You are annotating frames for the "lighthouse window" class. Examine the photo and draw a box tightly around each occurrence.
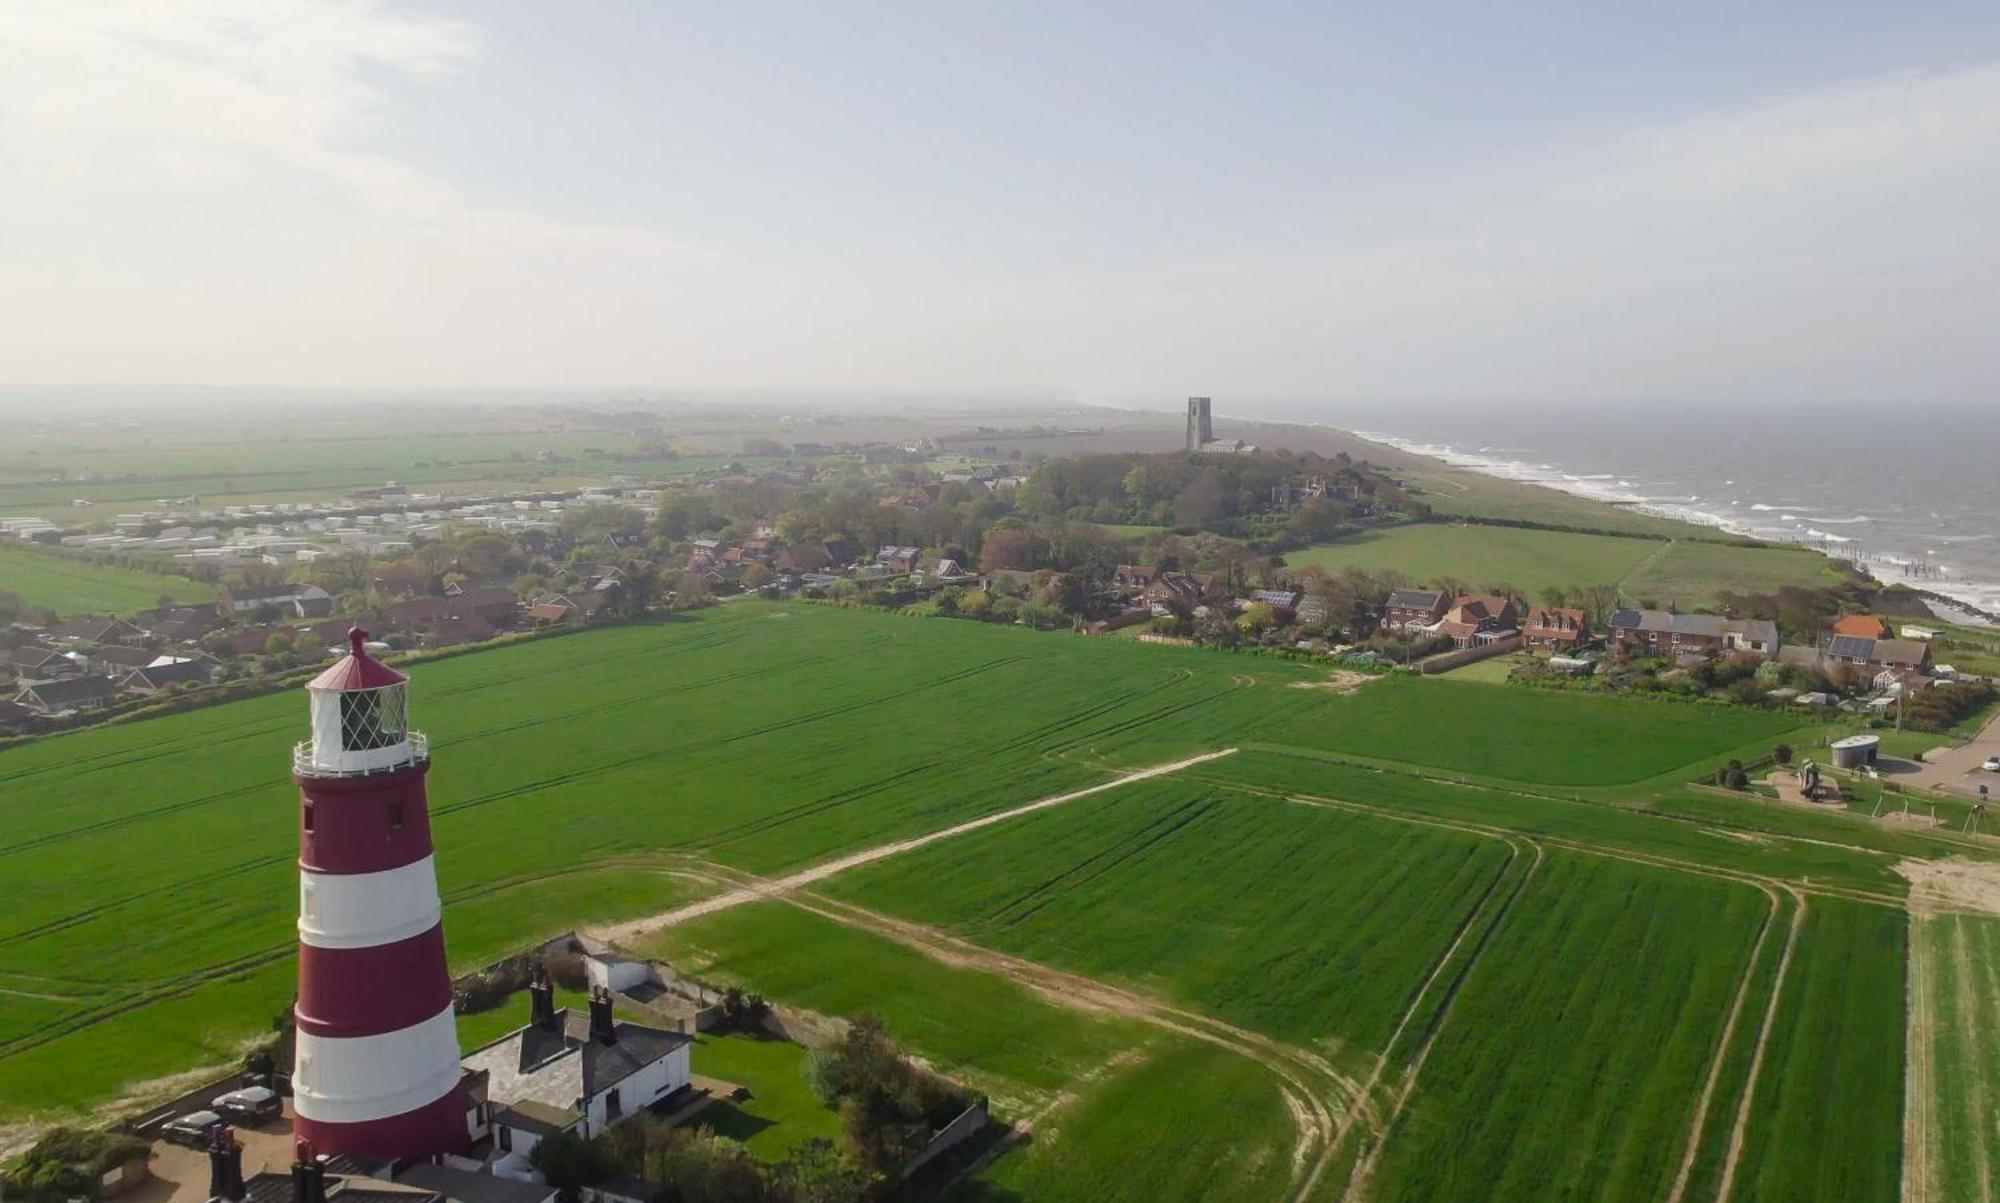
[338,686,405,752]
[302,803,316,832]
[388,801,405,829]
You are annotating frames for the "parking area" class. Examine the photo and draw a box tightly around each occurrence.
[1905,709,2000,798]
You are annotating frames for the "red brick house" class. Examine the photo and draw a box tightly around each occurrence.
[1523,606,1589,652]
[1381,589,1449,632]
[1436,595,1519,649]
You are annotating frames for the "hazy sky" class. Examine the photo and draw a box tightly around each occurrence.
[4,1,2000,406]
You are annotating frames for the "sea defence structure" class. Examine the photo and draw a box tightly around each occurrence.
[291,629,471,1159]
[1185,396,1213,451]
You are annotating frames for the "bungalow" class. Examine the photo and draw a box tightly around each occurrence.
[526,601,572,626]
[1436,595,1519,649]
[1381,589,1449,632]
[1523,606,1589,652]
[460,973,692,1178]
[121,659,218,694]
[218,583,333,618]
[15,674,116,714]
[48,617,148,647]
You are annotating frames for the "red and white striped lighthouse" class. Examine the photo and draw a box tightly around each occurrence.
[291,629,469,1160]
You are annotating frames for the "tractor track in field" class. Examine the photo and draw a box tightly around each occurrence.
[1903,905,1937,1203]
[1665,883,1783,1203]
[1336,835,1543,1203]
[1714,886,1807,1203]
[594,749,1240,945]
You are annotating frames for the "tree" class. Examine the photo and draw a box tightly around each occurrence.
[1773,743,1794,765]
[742,562,776,590]
[776,1139,870,1203]
[1238,601,1275,636]
[527,1131,621,1203]
[978,526,1037,572]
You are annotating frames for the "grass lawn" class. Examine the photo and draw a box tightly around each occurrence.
[1385,463,1705,538]
[0,545,213,615]
[688,1033,843,1161]
[1286,523,1845,608]
[1434,652,1526,683]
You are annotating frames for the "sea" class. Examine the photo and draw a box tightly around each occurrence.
[1302,400,2000,624]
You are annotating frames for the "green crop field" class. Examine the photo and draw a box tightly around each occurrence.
[0,601,1987,1198]
[1287,523,1844,607]
[0,545,214,615]
[1286,524,1660,595]
[826,781,1509,1057]
[1913,910,2000,1201]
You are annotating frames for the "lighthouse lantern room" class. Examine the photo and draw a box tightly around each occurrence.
[291,629,471,1160]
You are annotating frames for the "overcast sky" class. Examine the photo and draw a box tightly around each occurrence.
[4,1,1999,409]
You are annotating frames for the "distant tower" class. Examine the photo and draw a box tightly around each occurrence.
[1185,397,1213,451]
[291,629,469,1159]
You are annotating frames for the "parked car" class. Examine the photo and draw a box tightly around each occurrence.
[214,1086,281,1123]
[1981,756,2000,772]
[161,1110,224,1147]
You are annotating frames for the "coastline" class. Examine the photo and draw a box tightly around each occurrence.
[1320,423,1999,626]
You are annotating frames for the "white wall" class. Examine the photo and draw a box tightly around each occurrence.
[582,1046,690,1135]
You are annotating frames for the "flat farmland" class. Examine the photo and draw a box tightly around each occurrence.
[824,781,1512,1056]
[1238,673,1803,787]
[0,600,1980,1200]
[1911,910,2000,1202]
[0,545,213,614]
[1365,853,1769,1202]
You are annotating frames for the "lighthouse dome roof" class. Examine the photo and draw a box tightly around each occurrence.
[306,628,408,692]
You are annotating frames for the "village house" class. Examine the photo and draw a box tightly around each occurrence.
[1142,571,1217,611]
[1523,606,1590,652]
[876,545,921,574]
[1381,588,1450,632]
[1828,634,1932,675]
[1831,614,1893,640]
[1110,564,1160,597]
[1436,595,1519,649]
[1608,611,1781,660]
[1244,589,1304,622]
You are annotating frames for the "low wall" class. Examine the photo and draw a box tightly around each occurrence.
[1418,634,1524,675]
[901,1100,991,1180]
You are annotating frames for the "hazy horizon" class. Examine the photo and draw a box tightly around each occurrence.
[5,2,1999,406]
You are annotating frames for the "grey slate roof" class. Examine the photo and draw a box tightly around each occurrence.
[1670,614,1726,638]
[462,1008,691,1114]
[1829,634,1876,659]
[1387,589,1444,610]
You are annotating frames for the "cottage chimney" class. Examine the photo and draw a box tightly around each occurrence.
[291,1140,327,1203]
[528,965,556,1029]
[588,986,616,1045]
[207,1126,245,1203]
